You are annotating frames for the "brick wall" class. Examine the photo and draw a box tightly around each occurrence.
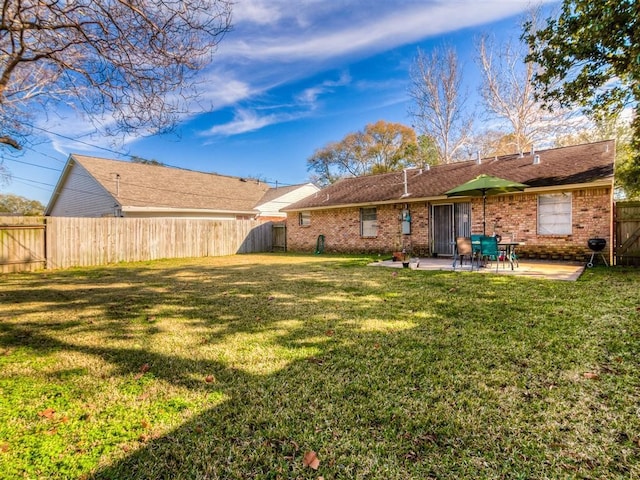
[287,186,612,261]
[287,204,430,254]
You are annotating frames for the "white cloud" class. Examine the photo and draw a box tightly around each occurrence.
[206,109,292,136]
[194,73,253,108]
[222,1,556,63]
[232,0,284,26]
[295,71,351,105]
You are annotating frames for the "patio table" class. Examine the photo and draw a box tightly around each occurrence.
[498,241,523,270]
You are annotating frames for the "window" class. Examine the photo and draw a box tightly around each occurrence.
[360,207,378,237]
[299,211,311,226]
[538,193,572,235]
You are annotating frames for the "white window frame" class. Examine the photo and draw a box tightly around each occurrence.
[298,211,311,226]
[538,193,572,235]
[360,207,378,237]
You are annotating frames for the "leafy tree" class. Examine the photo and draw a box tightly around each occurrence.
[523,1,639,180]
[556,113,637,199]
[0,0,232,151]
[307,121,420,186]
[0,194,44,215]
[408,46,473,164]
[416,135,439,167]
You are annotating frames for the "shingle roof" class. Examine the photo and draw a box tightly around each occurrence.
[71,154,271,212]
[284,140,615,210]
[255,183,309,205]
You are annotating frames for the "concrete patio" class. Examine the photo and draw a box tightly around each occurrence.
[369,256,588,281]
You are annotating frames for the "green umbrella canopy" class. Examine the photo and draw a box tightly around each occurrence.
[445,174,528,234]
[445,174,528,197]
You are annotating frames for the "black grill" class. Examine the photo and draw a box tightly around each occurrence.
[587,238,608,267]
[588,238,606,252]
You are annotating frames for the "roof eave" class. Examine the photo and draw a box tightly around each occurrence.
[284,178,614,212]
[120,206,258,215]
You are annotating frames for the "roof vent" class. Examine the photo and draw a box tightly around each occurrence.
[476,152,482,165]
[401,169,410,197]
[533,155,541,165]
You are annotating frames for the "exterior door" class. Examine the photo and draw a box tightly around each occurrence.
[431,202,471,256]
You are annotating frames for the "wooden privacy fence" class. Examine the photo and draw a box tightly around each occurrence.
[1,216,274,272]
[0,216,46,273]
[615,201,640,266]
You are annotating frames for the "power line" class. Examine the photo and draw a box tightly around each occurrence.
[25,123,133,159]
[14,124,302,191]
[4,157,63,172]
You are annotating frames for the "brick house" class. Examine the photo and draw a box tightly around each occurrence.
[284,140,615,262]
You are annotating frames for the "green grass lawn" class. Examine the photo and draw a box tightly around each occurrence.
[1,253,639,479]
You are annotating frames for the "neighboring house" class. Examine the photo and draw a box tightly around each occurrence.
[284,140,615,261]
[254,183,321,222]
[46,154,318,220]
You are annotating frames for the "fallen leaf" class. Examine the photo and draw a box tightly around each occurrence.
[194,426,204,434]
[138,434,150,442]
[205,375,215,383]
[303,451,320,470]
[141,419,151,429]
[325,330,334,337]
[583,372,600,380]
[60,416,69,424]
[45,428,57,435]
[291,440,299,451]
[0,443,9,453]
[448,287,457,293]
[140,363,150,373]
[38,408,55,419]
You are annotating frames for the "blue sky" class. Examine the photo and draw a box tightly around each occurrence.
[2,0,557,205]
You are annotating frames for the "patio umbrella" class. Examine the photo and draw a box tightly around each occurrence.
[445,174,528,235]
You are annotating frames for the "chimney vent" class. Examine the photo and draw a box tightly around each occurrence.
[476,152,482,164]
[533,155,541,165]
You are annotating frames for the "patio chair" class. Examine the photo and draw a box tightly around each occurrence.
[470,234,483,269]
[453,236,474,271]
[479,235,503,272]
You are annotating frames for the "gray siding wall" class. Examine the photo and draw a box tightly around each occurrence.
[49,164,117,217]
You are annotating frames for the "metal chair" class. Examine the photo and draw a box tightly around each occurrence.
[470,234,483,269]
[479,235,502,272]
[453,236,474,270]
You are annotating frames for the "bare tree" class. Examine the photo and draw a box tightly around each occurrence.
[408,46,472,164]
[0,0,233,151]
[475,12,571,155]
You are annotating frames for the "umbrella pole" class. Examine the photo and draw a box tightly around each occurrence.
[483,194,486,235]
